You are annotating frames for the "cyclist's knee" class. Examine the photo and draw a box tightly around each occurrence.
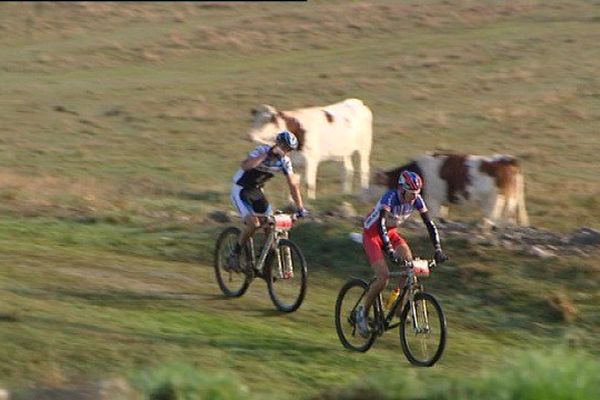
[395,242,412,259]
[376,270,390,281]
[372,259,390,278]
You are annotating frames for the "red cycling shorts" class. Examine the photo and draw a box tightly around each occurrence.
[362,226,407,265]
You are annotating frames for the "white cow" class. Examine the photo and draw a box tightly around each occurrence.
[374,152,530,229]
[247,98,373,199]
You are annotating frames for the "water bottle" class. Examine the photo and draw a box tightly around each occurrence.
[385,287,401,310]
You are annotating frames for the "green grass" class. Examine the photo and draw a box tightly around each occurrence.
[319,348,600,400]
[131,363,250,400]
[0,216,598,398]
[0,1,599,398]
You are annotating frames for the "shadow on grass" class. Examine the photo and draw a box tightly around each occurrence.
[24,314,214,348]
[203,293,241,301]
[7,287,202,311]
[206,336,330,355]
[160,189,225,203]
[22,314,330,355]
[248,309,290,317]
[0,312,20,322]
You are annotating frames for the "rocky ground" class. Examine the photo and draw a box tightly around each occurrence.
[208,201,600,260]
[436,222,600,260]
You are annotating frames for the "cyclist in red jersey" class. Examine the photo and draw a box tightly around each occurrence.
[357,171,447,337]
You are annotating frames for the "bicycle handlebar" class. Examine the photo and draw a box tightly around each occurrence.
[393,258,438,269]
[259,210,300,231]
[387,257,441,278]
[272,211,299,221]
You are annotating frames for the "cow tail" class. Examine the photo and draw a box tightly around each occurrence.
[516,172,529,226]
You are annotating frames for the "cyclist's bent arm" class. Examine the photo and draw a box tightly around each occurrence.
[286,173,304,210]
[378,207,395,258]
[419,211,442,250]
[241,151,269,171]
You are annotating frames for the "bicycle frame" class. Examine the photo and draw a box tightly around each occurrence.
[246,214,293,276]
[364,261,435,336]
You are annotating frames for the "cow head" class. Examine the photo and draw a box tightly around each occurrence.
[248,104,282,146]
[248,105,306,151]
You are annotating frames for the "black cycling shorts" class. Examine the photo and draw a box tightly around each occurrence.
[230,185,272,217]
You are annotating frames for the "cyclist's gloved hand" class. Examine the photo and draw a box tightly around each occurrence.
[296,208,308,219]
[268,146,284,158]
[434,248,448,264]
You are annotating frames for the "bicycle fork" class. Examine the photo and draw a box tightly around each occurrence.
[275,246,293,278]
[409,295,430,334]
[271,231,293,280]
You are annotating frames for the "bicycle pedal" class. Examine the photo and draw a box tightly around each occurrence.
[224,265,242,274]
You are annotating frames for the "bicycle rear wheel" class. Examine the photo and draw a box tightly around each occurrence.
[334,279,377,352]
[214,227,251,297]
[266,239,307,313]
[399,292,446,366]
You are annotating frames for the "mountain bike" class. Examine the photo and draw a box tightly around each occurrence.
[214,211,307,313]
[335,257,447,366]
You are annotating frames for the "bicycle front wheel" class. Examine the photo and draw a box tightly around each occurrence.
[214,227,251,298]
[266,239,307,313]
[399,292,446,367]
[334,278,377,352]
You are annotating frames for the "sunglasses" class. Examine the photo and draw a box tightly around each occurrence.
[399,188,420,197]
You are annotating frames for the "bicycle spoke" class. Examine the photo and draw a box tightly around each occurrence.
[400,292,446,366]
[335,279,377,352]
[267,239,307,313]
[214,227,250,297]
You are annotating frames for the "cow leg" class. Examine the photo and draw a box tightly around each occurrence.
[358,149,370,193]
[516,173,530,226]
[305,161,318,200]
[504,195,518,225]
[483,194,505,231]
[341,156,354,194]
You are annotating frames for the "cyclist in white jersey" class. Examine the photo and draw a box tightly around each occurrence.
[227,131,307,270]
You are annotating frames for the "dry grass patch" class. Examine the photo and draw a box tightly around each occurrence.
[0,172,122,214]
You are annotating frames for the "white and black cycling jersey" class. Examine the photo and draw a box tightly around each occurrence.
[232,145,294,188]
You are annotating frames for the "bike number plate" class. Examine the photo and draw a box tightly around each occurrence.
[274,214,293,231]
[412,259,430,277]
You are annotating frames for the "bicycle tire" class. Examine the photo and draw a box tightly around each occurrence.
[334,278,377,352]
[265,239,307,313]
[214,227,251,298]
[399,291,446,366]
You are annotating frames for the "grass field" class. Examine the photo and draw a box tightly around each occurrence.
[0,1,599,398]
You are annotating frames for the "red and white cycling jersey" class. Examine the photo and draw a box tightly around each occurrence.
[363,189,427,233]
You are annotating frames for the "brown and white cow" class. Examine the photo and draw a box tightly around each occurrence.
[248,98,373,199]
[374,152,529,228]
